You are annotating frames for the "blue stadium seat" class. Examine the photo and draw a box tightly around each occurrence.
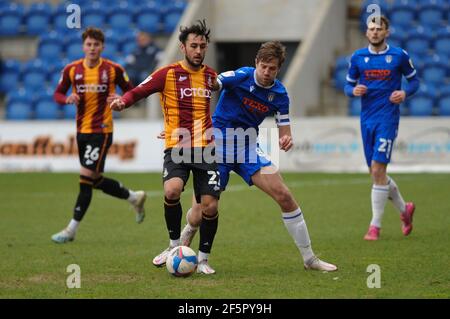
[349,98,361,116]
[388,33,404,48]
[389,2,416,28]
[333,67,348,91]
[422,56,448,86]
[434,26,450,56]
[6,103,33,120]
[405,28,432,55]
[24,2,52,35]
[35,98,61,120]
[107,2,134,31]
[437,94,450,116]
[135,3,161,34]
[52,4,71,33]
[5,89,34,120]
[62,104,77,119]
[65,32,84,61]
[120,33,137,55]
[82,2,106,27]
[102,37,120,60]
[38,32,64,63]
[0,3,25,35]
[0,59,21,93]
[439,84,450,97]
[21,59,48,92]
[418,0,447,29]
[162,11,183,34]
[408,92,434,116]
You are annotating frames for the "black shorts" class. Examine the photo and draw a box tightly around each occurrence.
[77,133,112,173]
[163,147,221,203]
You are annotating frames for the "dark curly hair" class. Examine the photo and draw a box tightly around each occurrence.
[178,19,210,44]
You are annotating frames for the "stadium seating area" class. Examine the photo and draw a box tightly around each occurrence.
[334,0,450,116]
[0,0,188,120]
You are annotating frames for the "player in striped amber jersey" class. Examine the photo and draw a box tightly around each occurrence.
[111,20,220,274]
[51,27,147,244]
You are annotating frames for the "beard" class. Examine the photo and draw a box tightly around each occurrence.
[185,55,204,68]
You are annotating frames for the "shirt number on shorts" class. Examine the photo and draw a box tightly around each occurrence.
[84,145,100,165]
[378,138,392,159]
[207,170,220,187]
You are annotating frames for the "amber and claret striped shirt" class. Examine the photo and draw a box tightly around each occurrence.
[122,61,217,149]
[54,58,133,134]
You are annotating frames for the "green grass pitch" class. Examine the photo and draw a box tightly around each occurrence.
[0,172,449,298]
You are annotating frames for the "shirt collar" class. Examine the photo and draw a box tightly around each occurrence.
[368,44,390,55]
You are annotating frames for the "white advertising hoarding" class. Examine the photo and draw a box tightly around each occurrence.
[0,118,449,172]
[260,118,450,173]
[0,121,164,172]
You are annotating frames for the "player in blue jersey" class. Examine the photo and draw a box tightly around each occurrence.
[158,41,337,272]
[344,16,420,241]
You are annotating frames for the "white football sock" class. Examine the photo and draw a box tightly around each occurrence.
[370,184,390,227]
[127,190,137,203]
[282,208,314,262]
[170,239,180,248]
[67,219,79,233]
[198,251,209,262]
[387,176,406,213]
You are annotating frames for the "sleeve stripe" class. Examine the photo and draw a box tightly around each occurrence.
[346,75,357,83]
[405,69,417,79]
[277,114,290,120]
[277,122,291,127]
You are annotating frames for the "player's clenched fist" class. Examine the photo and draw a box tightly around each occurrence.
[110,98,125,111]
[353,84,367,97]
[65,93,80,105]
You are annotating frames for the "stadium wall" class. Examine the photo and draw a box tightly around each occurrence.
[284,0,347,116]
[1,118,449,173]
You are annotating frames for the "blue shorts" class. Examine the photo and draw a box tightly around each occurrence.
[361,121,398,167]
[217,145,272,190]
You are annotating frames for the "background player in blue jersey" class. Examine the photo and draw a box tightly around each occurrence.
[344,16,420,241]
[164,41,337,272]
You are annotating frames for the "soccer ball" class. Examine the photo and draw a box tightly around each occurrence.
[166,246,198,277]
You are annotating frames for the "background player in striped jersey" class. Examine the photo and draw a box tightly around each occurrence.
[344,16,419,240]
[51,27,147,244]
[110,20,220,274]
[174,41,337,272]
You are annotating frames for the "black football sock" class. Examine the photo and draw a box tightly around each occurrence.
[93,176,130,199]
[73,175,93,222]
[199,211,218,254]
[164,197,182,240]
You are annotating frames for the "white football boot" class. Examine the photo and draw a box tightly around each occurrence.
[51,228,75,244]
[130,191,146,224]
[304,256,338,272]
[152,246,174,267]
[197,260,216,274]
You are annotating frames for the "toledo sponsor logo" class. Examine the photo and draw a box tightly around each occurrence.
[76,84,108,93]
[0,135,136,160]
[180,87,212,99]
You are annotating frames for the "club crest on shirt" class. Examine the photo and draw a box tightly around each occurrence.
[364,57,370,63]
[250,85,255,93]
[385,55,392,63]
[268,93,275,102]
[101,70,108,83]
